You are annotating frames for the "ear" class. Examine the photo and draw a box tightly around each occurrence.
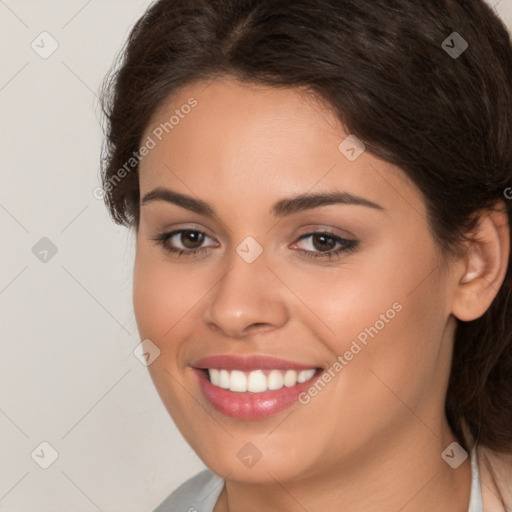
[451,202,510,322]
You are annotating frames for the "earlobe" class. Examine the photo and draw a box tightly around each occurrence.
[451,204,510,322]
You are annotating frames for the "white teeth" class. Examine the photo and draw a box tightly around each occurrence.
[209,368,220,386]
[229,370,247,392]
[206,368,317,393]
[267,370,284,390]
[283,370,297,387]
[219,369,230,389]
[247,370,267,393]
[297,369,316,383]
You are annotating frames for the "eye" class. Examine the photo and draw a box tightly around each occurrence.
[291,231,358,261]
[151,229,217,257]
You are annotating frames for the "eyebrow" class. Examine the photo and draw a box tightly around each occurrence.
[140,187,384,217]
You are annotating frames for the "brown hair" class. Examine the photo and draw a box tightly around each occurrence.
[100,0,512,465]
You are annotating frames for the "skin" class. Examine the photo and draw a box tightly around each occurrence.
[132,77,509,511]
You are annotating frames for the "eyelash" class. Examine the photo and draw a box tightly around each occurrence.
[151,229,358,261]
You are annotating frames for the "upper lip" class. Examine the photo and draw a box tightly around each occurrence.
[192,355,322,371]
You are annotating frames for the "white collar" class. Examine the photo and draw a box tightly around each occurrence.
[468,446,483,512]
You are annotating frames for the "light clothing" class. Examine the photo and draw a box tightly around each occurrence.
[468,446,483,512]
[154,468,223,512]
[154,447,483,511]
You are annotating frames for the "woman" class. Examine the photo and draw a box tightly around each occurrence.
[99,0,512,510]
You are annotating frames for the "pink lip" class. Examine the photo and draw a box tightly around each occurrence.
[191,355,322,420]
[192,354,319,372]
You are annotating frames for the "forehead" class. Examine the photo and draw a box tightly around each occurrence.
[138,77,424,217]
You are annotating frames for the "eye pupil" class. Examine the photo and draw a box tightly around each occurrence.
[313,234,336,251]
[181,230,204,249]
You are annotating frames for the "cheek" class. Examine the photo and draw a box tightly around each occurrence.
[284,233,446,373]
[132,244,202,426]
[132,245,191,350]
[274,243,407,338]
[283,250,448,455]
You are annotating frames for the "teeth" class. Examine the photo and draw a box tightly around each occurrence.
[267,370,284,390]
[229,370,247,392]
[298,369,316,383]
[283,369,297,387]
[207,368,317,393]
[247,370,267,393]
[209,369,220,386]
[219,369,230,389]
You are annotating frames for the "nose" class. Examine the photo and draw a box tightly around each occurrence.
[201,249,289,339]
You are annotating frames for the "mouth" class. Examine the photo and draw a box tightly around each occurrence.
[191,355,324,419]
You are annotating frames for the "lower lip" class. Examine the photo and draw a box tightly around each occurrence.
[194,369,321,419]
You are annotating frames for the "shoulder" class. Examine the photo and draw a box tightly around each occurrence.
[153,469,225,512]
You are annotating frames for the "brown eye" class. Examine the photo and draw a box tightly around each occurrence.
[310,233,337,252]
[292,231,358,261]
[180,230,205,249]
[152,229,217,257]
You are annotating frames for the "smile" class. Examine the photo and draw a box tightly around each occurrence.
[192,355,323,419]
[206,368,317,393]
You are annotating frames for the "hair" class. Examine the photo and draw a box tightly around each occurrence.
[100,0,512,492]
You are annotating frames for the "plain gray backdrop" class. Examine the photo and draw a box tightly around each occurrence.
[1,1,511,511]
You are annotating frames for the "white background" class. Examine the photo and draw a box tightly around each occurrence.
[1,1,511,511]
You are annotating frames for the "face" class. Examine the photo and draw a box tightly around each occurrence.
[133,77,460,484]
